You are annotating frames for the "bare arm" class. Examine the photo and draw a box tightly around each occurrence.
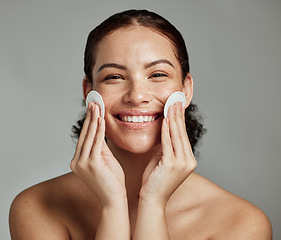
[134,102,197,240]
[70,103,130,240]
[134,200,169,240]
[96,201,130,240]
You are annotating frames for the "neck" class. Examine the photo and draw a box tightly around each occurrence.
[107,140,160,206]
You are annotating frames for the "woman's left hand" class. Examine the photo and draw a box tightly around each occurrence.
[140,102,197,207]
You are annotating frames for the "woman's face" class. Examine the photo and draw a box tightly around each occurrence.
[87,26,193,154]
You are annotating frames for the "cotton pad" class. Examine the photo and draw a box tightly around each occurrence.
[164,91,186,118]
[85,90,105,118]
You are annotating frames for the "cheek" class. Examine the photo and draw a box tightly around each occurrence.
[155,83,184,105]
[95,87,118,112]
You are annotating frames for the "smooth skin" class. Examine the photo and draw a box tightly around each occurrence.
[9,26,272,239]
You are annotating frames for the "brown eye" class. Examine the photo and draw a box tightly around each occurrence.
[104,75,124,81]
[151,73,167,78]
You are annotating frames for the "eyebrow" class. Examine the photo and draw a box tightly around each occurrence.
[145,59,175,69]
[97,59,175,73]
[97,63,127,72]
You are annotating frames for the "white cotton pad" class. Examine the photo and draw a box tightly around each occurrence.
[85,90,105,118]
[164,91,186,118]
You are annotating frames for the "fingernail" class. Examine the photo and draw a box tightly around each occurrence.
[92,103,96,113]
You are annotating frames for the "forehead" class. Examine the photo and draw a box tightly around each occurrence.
[94,26,178,65]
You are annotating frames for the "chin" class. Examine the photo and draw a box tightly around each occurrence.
[124,142,159,155]
[107,133,160,155]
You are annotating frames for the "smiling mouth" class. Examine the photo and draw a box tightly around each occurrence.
[115,114,162,123]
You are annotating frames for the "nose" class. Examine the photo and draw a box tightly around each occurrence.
[122,79,152,105]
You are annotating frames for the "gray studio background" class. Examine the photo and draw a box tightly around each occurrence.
[1,0,280,239]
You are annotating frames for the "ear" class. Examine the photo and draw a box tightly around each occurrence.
[82,76,93,101]
[182,73,193,109]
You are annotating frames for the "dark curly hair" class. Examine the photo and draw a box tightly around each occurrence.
[72,9,206,155]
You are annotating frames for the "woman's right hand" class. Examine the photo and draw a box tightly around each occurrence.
[70,102,127,207]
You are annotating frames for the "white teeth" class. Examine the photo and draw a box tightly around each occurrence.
[121,116,156,123]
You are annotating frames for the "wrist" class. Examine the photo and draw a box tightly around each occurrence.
[97,196,130,240]
[139,190,168,210]
[101,195,128,209]
[138,196,167,213]
[134,197,169,239]
[101,198,129,222]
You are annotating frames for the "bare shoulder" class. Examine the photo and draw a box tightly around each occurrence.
[169,173,272,240]
[195,173,272,239]
[9,174,72,239]
[217,198,273,240]
[9,173,99,240]
[207,186,272,240]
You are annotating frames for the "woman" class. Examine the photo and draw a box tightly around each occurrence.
[9,9,272,239]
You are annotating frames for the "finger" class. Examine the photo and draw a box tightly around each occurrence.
[161,118,173,158]
[79,104,100,160]
[175,102,185,130]
[168,103,185,158]
[174,103,196,169]
[72,102,93,163]
[90,117,105,161]
[176,103,194,159]
[174,102,190,154]
[102,138,110,152]
[168,103,197,172]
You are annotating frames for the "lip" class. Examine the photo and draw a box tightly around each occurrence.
[113,109,163,129]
